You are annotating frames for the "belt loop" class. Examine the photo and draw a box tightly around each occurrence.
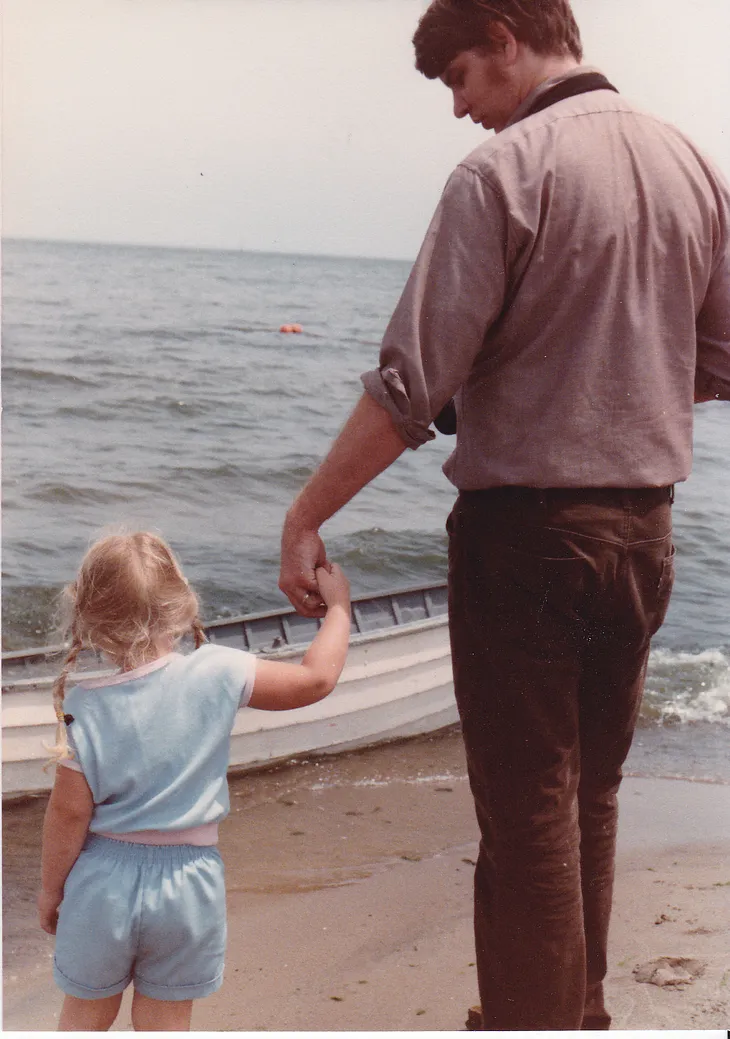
[668,485,675,504]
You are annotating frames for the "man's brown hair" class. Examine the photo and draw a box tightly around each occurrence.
[413,0,583,79]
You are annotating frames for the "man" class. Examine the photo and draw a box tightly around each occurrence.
[279,0,730,1029]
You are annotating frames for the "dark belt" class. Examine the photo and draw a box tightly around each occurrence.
[459,485,674,506]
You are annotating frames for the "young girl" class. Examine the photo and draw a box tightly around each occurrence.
[38,531,350,1032]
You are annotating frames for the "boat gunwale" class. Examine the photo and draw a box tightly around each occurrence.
[2,584,450,694]
[2,580,448,666]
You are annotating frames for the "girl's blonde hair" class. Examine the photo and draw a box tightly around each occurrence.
[51,532,207,761]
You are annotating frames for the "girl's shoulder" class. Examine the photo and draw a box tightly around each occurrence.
[178,643,257,706]
[180,642,257,680]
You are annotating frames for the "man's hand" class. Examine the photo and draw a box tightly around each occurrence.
[280,516,329,616]
[278,393,407,617]
[38,889,62,935]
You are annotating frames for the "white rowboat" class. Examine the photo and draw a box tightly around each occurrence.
[2,584,455,798]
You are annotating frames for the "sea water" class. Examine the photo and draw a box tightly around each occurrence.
[3,238,729,778]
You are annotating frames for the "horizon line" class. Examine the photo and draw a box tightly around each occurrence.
[2,234,416,266]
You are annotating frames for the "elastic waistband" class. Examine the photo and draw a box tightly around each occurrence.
[97,821,218,847]
[84,833,219,866]
[459,485,674,507]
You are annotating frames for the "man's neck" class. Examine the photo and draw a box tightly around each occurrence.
[520,55,581,106]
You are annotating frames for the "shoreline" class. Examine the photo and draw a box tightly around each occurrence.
[3,728,729,1032]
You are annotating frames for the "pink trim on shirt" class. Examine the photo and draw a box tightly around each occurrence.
[96,822,219,846]
[76,653,178,689]
[59,757,83,772]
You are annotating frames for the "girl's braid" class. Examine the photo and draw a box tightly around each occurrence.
[49,638,84,762]
[191,618,208,649]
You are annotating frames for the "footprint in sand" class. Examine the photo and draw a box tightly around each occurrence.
[633,957,707,988]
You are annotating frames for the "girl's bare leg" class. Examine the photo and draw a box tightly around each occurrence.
[131,991,193,1031]
[58,992,123,1031]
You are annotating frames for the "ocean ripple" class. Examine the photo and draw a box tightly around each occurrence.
[27,483,134,506]
[3,365,99,388]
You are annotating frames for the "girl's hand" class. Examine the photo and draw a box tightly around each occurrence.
[315,564,350,610]
[38,889,62,934]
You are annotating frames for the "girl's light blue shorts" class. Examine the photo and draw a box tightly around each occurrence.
[53,834,226,1002]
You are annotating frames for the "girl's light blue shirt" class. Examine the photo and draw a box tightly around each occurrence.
[63,644,256,834]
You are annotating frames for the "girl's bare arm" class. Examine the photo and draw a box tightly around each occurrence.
[249,564,351,711]
[38,765,94,934]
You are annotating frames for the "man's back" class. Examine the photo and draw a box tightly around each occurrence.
[368,81,730,489]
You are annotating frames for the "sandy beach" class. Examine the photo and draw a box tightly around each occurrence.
[3,725,729,1032]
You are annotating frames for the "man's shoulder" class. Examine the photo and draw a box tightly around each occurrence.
[454,91,727,201]
[455,137,501,179]
[456,90,637,176]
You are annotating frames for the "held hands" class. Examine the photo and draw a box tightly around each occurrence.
[280,514,329,617]
[279,510,349,616]
[315,563,350,611]
[38,889,62,934]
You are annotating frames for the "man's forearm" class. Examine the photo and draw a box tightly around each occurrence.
[287,391,407,531]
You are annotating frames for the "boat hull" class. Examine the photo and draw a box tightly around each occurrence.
[2,614,456,797]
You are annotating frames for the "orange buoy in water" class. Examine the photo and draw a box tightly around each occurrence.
[290,323,302,333]
[279,324,293,333]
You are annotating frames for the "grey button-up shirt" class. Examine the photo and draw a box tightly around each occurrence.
[362,69,730,489]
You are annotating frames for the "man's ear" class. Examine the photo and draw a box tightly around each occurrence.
[487,20,519,65]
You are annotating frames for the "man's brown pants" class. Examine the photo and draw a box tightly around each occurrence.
[447,486,675,1030]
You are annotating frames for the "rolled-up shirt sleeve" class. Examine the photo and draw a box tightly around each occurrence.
[361,163,508,448]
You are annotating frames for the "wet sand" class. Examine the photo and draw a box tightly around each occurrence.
[3,725,729,1031]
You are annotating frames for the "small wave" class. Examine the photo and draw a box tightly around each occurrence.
[113,396,211,419]
[257,462,317,491]
[27,484,131,506]
[245,386,304,400]
[220,323,281,335]
[161,399,206,415]
[3,366,98,388]
[332,529,448,578]
[653,675,730,726]
[124,324,278,344]
[124,327,211,343]
[55,405,114,421]
[167,462,245,484]
[191,458,321,494]
[644,646,730,727]
[650,648,728,667]
[310,772,466,791]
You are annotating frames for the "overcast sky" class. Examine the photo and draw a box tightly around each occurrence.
[3,0,729,259]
